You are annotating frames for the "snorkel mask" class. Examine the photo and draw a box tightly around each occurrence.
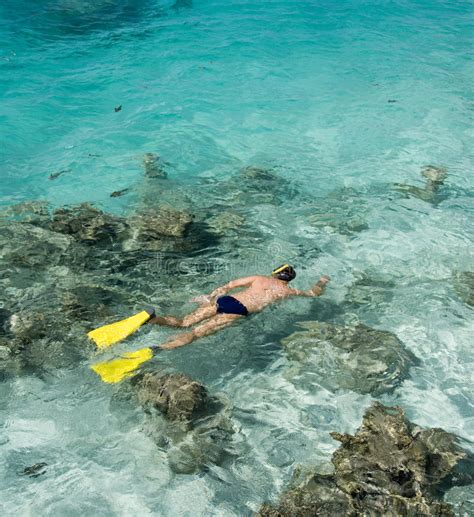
[271,264,296,282]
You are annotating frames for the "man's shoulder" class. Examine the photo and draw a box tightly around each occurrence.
[248,275,272,285]
[256,275,274,281]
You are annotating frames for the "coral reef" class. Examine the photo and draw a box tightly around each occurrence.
[303,187,370,237]
[343,273,397,323]
[452,271,474,308]
[143,152,168,179]
[136,372,209,425]
[129,372,238,474]
[49,203,127,245]
[208,166,299,207]
[133,207,193,238]
[281,321,417,395]
[258,403,470,517]
[345,274,396,308]
[394,165,448,204]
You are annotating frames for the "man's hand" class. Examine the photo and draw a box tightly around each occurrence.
[310,275,330,296]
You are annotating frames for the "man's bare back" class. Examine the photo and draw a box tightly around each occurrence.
[149,265,329,350]
[209,274,327,313]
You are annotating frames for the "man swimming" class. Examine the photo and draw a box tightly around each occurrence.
[148,264,330,350]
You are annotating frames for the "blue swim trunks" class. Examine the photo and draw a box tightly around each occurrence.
[216,296,248,316]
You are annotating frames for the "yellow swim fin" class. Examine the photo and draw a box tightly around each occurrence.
[91,347,155,383]
[87,307,155,350]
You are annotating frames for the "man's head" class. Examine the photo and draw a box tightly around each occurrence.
[271,264,296,282]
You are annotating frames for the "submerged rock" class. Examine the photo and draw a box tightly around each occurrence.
[136,372,208,425]
[305,187,370,236]
[207,210,245,234]
[5,308,81,371]
[345,274,396,308]
[22,462,47,478]
[0,200,50,225]
[124,207,193,251]
[394,165,448,204]
[143,152,168,179]
[50,203,127,245]
[0,340,13,360]
[0,218,101,374]
[0,198,201,378]
[0,308,12,335]
[281,321,417,395]
[131,372,237,474]
[240,166,278,182]
[239,166,299,202]
[213,166,299,206]
[136,207,193,239]
[0,271,136,375]
[421,164,448,185]
[343,274,396,323]
[0,220,77,270]
[452,271,474,308]
[9,312,49,343]
[258,402,470,517]
[60,284,127,321]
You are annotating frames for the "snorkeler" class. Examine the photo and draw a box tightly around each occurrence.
[88,265,329,383]
[147,264,330,350]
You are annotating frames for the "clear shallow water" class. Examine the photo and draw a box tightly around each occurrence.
[1,0,473,515]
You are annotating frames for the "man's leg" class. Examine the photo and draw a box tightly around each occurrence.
[159,314,240,350]
[149,304,217,328]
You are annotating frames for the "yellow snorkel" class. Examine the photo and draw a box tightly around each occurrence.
[272,263,291,276]
[271,264,296,282]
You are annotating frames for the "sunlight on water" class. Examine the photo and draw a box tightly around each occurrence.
[1,0,473,514]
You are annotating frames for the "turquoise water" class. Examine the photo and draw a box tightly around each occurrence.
[1,0,473,514]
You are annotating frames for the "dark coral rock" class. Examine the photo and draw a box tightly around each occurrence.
[6,309,79,371]
[131,372,238,474]
[0,308,12,335]
[9,312,49,343]
[0,200,50,225]
[453,271,474,308]
[138,207,193,239]
[239,166,299,203]
[0,221,76,269]
[421,165,447,185]
[212,166,298,206]
[257,403,469,517]
[282,322,418,395]
[305,187,370,236]
[207,210,245,235]
[345,274,396,308]
[60,284,126,321]
[240,166,278,182]
[125,207,193,251]
[143,153,168,179]
[393,165,448,205]
[50,203,127,245]
[22,462,47,478]
[136,372,208,424]
[258,472,353,517]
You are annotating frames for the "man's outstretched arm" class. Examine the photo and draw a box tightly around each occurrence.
[293,275,330,297]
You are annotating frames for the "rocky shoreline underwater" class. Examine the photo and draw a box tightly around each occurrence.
[1,154,473,515]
